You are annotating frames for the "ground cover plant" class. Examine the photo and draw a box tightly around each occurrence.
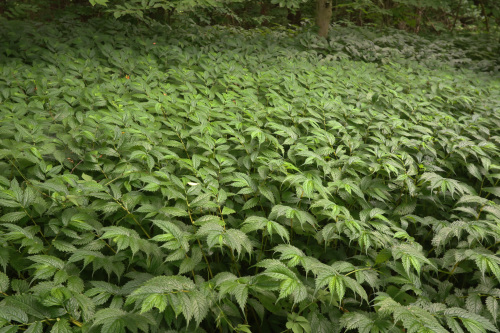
[0,17,500,333]
[3,0,500,37]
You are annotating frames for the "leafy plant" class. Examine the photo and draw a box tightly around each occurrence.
[0,17,499,333]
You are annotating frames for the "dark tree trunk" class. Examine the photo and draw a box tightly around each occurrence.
[415,7,424,33]
[164,8,175,25]
[317,0,333,37]
[260,1,270,16]
[451,0,462,31]
[478,0,490,32]
[260,1,271,26]
[287,9,302,25]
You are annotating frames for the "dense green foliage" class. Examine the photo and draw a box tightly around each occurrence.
[1,0,499,33]
[0,17,500,333]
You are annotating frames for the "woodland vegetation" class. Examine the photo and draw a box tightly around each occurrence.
[0,1,500,333]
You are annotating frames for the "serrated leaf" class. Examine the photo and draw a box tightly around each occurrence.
[375,249,392,264]
[486,296,498,322]
[0,305,28,323]
[0,272,9,292]
[25,322,43,333]
[51,240,77,253]
[0,211,27,222]
[259,185,275,204]
[221,206,236,215]
[466,293,483,314]
[242,197,259,210]
[160,207,189,217]
[50,319,72,333]
[0,199,21,208]
[483,187,500,198]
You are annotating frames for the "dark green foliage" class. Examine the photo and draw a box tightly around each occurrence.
[0,18,499,333]
[1,0,499,33]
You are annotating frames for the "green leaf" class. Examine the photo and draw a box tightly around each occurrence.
[160,207,189,217]
[375,249,392,264]
[242,197,259,210]
[0,326,19,333]
[51,240,77,253]
[50,319,71,333]
[0,306,28,323]
[0,272,9,293]
[93,308,126,331]
[140,294,168,313]
[0,211,27,222]
[259,185,275,204]
[89,0,109,6]
[483,187,500,198]
[485,297,498,322]
[444,308,499,333]
[221,206,236,215]
[0,199,21,208]
[25,322,43,333]
[28,255,65,270]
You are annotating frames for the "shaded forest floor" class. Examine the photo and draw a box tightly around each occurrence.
[0,18,500,333]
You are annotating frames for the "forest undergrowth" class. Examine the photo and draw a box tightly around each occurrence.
[0,18,500,333]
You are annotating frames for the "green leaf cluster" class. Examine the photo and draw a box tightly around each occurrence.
[0,18,499,333]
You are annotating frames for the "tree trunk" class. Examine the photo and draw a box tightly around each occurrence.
[415,7,423,33]
[164,8,175,25]
[478,0,490,32]
[317,0,333,37]
[450,0,462,31]
[287,9,302,26]
[260,1,271,26]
